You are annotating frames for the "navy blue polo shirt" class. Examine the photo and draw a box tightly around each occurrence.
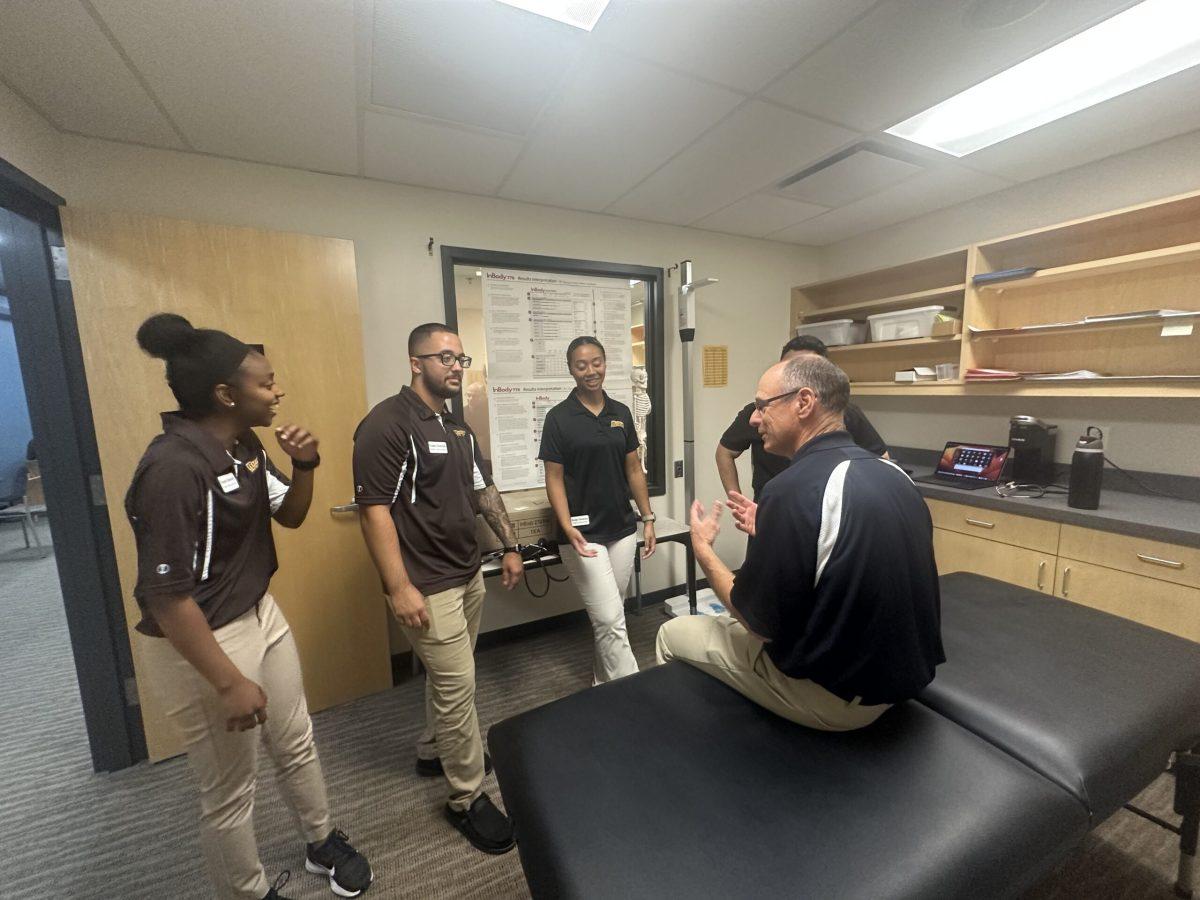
[731,430,944,705]
[538,390,639,544]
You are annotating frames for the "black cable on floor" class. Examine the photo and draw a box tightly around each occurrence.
[1123,802,1182,835]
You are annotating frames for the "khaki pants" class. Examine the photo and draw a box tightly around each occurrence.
[139,594,331,900]
[561,533,639,684]
[655,614,889,731]
[401,569,487,812]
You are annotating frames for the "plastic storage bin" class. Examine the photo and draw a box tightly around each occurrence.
[795,319,868,347]
[866,305,945,342]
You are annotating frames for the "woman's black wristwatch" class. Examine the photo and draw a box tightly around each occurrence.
[292,453,321,471]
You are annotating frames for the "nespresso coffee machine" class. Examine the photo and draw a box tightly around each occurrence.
[1008,416,1057,486]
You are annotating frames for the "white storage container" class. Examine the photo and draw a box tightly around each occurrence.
[867,305,945,342]
[795,318,868,347]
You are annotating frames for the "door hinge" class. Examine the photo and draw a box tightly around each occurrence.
[124,676,140,707]
[50,245,70,281]
[89,473,107,506]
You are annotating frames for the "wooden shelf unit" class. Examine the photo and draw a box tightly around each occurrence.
[827,335,961,354]
[793,188,1200,397]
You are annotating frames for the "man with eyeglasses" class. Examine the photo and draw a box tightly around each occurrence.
[716,335,888,515]
[657,355,943,731]
[352,322,523,855]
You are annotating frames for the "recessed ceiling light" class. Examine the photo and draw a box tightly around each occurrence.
[494,0,611,31]
[886,0,1200,157]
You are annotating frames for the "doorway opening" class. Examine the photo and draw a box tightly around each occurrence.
[0,158,144,773]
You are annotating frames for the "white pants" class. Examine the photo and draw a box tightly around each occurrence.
[562,533,640,683]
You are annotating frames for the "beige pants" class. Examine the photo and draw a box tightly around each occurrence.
[402,569,487,812]
[656,614,889,731]
[139,594,331,900]
[561,533,639,684]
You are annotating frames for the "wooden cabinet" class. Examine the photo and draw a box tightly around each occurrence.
[1058,524,1200,591]
[794,188,1200,397]
[927,498,1059,553]
[1053,560,1200,644]
[933,527,1054,593]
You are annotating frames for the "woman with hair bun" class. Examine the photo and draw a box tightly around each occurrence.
[125,314,372,900]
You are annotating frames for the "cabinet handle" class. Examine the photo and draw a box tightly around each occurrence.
[330,502,359,514]
[965,517,995,529]
[1136,553,1184,570]
[1062,566,1071,597]
[1037,560,1046,590]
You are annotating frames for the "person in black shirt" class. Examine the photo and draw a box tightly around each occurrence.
[716,335,887,501]
[126,314,371,900]
[540,336,656,683]
[658,355,943,730]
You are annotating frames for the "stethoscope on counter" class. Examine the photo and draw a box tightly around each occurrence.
[482,539,569,598]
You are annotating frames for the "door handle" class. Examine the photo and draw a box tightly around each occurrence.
[330,502,359,514]
[1062,566,1071,597]
[1136,553,1184,570]
[965,517,995,529]
[1037,560,1046,590]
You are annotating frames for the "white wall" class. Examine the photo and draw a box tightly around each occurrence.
[822,129,1200,476]
[0,81,62,193]
[49,131,818,631]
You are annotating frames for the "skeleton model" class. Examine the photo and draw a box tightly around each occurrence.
[631,366,651,473]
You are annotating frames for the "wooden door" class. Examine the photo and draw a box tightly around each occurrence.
[1054,559,1200,643]
[62,209,391,760]
[933,527,1054,593]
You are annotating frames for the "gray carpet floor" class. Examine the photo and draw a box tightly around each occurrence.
[0,515,1185,899]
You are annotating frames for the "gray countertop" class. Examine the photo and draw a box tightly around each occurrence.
[909,466,1200,549]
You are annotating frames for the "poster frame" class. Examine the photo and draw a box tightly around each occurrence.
[441,245,666,497]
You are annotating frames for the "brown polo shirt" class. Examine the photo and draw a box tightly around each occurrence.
[352,386,492,595]
[125,412,291,636]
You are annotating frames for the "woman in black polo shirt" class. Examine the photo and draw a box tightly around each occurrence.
[539,336,656,683]
[126,314,371,900]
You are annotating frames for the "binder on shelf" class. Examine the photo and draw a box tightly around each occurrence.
[972,266,1040,286]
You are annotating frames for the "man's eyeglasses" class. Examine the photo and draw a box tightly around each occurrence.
[415,352,473,369]
[752,388,800,412]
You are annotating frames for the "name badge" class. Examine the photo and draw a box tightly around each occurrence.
[428,441,448,454]
[218,473,240,493]
[570,514,590,527]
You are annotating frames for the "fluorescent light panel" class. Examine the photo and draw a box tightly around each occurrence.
[494,0,610,31]
[886,0,1200,156]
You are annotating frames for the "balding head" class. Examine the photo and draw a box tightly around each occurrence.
[750,355,850,458]
[779,355,849,414]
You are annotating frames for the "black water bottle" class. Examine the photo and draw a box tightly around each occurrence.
[1068,426,1104,510]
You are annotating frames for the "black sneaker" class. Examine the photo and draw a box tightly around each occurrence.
[416,751,493,778]
[263,870,294,900]
[444,792,516,854]
[305,828,373,897]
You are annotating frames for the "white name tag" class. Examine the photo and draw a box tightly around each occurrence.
[428,441,448,454]
[570,514,590,527]
[217,473,240,493]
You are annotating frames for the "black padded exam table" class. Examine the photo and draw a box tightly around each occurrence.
[489,573,1200,899]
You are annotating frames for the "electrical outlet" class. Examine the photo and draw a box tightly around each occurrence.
[674,460,684,478]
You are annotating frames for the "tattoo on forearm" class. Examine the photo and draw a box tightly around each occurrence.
[476,484,518,546]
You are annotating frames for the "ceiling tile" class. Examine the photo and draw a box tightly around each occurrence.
[0,0,183,147]
[768,165,1011,245]
[964,65,1200,183]
[91,0,358,173]
[591,0,876,93]
[607,101,857,225]
[763,0,1139,132]
[779,148,923,207]
[692,194,827,238]
[370,0,583,136]
[363,111,523,194]
[499,48,742,212]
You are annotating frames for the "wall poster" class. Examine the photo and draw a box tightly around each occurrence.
[482,267,633,490]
